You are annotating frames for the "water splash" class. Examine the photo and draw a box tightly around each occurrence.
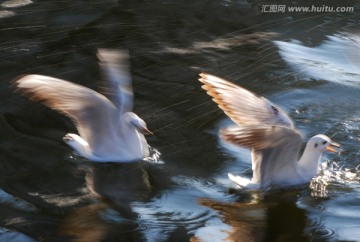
[67,146,164,164]
[143,147,164,164]
[309,160,360,198]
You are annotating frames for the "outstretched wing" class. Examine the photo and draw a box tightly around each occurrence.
[199,73,294,128]
[97,48,133,115]
[12,74,119,154]
[221,125,304,188]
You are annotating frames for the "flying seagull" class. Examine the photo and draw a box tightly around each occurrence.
[12,49,151,162]
[199,73,341,189]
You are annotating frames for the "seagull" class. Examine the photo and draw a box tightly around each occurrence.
[199,73,341,189]
[12,49,152,162]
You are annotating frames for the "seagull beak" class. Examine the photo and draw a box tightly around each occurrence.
[131,119,154,135]
[325,142,341,154]
[141,127,153,135]
[137,125,153,135]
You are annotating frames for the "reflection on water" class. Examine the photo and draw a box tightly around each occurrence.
[133,177,231,241]
[58,160,172,241]
[195,198,266,242]
[1,0,33,9]
[0,189,35,212]
[0,0,33,18]
[60,203,144,242]
[85,161,158,220]
[194,189,316,242]
[0,227,35,242]
[276,34,360,86]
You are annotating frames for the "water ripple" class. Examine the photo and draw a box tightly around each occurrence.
[1,0,32,8]
[0,189,36,212]
[132,176,231,241]
[275,34,360,87]
[312,228,335,239]
[0,227,35,242]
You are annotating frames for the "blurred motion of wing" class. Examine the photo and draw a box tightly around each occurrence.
[275,34,360,86]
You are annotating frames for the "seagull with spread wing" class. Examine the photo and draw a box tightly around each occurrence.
[199,73,341,189]
[12,49,151,162]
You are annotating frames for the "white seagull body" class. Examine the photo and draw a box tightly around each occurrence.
[199,73,340,189]
[13,49,151,162]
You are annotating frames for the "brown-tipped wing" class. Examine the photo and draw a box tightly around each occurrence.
[97,48,133,115]
[12,74,119,154]
[199,73,294,128]
[221,125,303,187]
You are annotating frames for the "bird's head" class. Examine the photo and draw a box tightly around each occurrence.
[123,112,152,134]
[308,134,341,154]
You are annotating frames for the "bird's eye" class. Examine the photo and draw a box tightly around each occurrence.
[314,143,318,148]
[322,141,327,145]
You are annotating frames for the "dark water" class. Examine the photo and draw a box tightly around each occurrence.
[1,0,360,241]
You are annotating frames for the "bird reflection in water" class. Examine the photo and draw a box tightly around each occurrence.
[59,161,166,242]
[193,190,310,242]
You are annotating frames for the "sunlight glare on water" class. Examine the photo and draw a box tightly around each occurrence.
[143,147,164,164]
[0,189,36,212]
[275,34,360,86]
[0,227,35,242]
[133,176,234,241]
[1,0,33,8]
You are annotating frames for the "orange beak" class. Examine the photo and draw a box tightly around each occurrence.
[325,142,341,154]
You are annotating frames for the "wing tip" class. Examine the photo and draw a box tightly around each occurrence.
[198,72,214,84]
[10,74,24,88]
[199,72,219,94]
[10,74,33,93]
[198,72,207,84]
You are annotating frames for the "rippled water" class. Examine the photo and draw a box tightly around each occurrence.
[1,0,360,241]
[276,34,360,86]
